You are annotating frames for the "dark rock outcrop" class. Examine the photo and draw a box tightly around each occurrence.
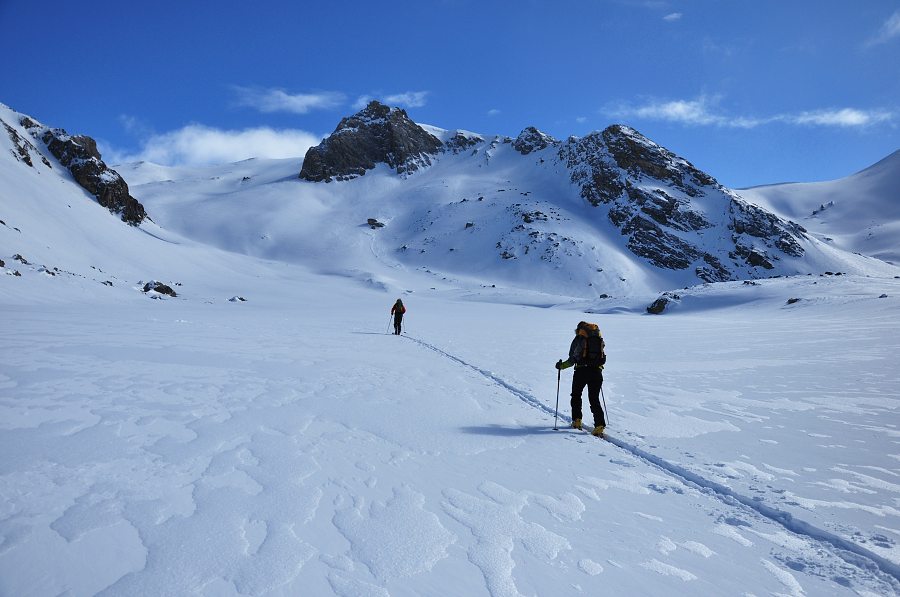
[299,101,443,182]
[446,131,483,154]
[34,126,147,225]
[647,294,680,314]
[513,127,559,155]
[15,115,146,226]
[143,281,177,297]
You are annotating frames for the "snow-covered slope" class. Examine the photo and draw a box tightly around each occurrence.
[119,104,897,303]
[3,101,900,596]
[0,103,306,306]
[740,150,900,264]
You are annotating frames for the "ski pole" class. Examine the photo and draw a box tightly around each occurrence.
[600,386,609,427]
[553,365,561,430]
[386,313,392,334]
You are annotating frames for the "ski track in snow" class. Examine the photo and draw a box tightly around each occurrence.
[401,333,900,589]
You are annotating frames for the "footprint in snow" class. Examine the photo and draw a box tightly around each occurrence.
[610,459,634,467]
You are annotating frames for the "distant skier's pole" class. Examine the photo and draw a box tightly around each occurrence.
[386,313,392,334]
[553,366,561,430]
[600,386,609,426]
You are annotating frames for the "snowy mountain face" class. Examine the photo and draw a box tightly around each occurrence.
[558,124,808,282]
[1,106,146,225]
[273,102,893,299]
[740,150,900,265]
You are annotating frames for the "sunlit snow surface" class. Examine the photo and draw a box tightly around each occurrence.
[2,104,900,595]
[2,284,899,596]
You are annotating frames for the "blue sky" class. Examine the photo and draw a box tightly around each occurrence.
[1,0,898,187]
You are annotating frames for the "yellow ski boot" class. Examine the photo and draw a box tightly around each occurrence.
[592,425,605,437]
[571,419,582,430]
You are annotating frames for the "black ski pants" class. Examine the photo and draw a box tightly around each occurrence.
[393,314,403,335]
[571,367,605,426]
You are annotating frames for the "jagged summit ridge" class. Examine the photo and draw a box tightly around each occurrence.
[299,101,443,182]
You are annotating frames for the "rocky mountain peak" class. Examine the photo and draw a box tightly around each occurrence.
[513,127,559,155]
[299,101,443,182]
[558,124,808,282]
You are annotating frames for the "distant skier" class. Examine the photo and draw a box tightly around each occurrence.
[390,299,406,335]
[556,321,607,436]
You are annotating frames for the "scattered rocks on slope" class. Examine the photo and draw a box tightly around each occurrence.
[445,131,483,154]
[299,101,443,182]
[3,120,51,168]
[366,218,385,229]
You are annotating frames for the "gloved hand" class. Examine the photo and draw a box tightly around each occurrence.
[555,360,562,369]
[556,359,572,370]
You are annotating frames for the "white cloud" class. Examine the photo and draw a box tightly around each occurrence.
[487,108,501,117]
[607,95,762,128]
[383,91,429,108]
[233,87,345,114]
[663,12,682,22]
[866,10,900,47]
[353,91,430,111]
[109,124,321,166]
[606,96,893,129]
[789,108,894,127]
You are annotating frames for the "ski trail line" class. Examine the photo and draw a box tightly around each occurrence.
[402,333,900,588]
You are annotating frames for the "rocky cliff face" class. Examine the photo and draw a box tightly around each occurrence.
[558,125,808,282]
[299,101,443,182]
[513,127,559,155]
[6,115,147,226]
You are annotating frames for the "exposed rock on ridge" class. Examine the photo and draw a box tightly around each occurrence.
[559,125,808,282]
[3,121,51,168]
[513,127,559,155]
[13,116,147,225]
[299,101,443,182]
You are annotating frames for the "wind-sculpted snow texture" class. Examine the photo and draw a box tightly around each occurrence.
[2,285,900,596]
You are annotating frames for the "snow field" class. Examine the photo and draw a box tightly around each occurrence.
[1,279,899,595]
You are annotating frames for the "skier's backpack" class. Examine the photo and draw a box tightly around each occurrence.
[577,322,606,368]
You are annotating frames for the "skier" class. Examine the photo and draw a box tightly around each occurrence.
[390,299,406,335]
[556,321,607,436]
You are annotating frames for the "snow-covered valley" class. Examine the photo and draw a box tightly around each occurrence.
[2,101,900,596]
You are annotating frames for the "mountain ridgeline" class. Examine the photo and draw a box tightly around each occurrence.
[4,99,893,301]
[1,110,146,225]
[299,101,815,285]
